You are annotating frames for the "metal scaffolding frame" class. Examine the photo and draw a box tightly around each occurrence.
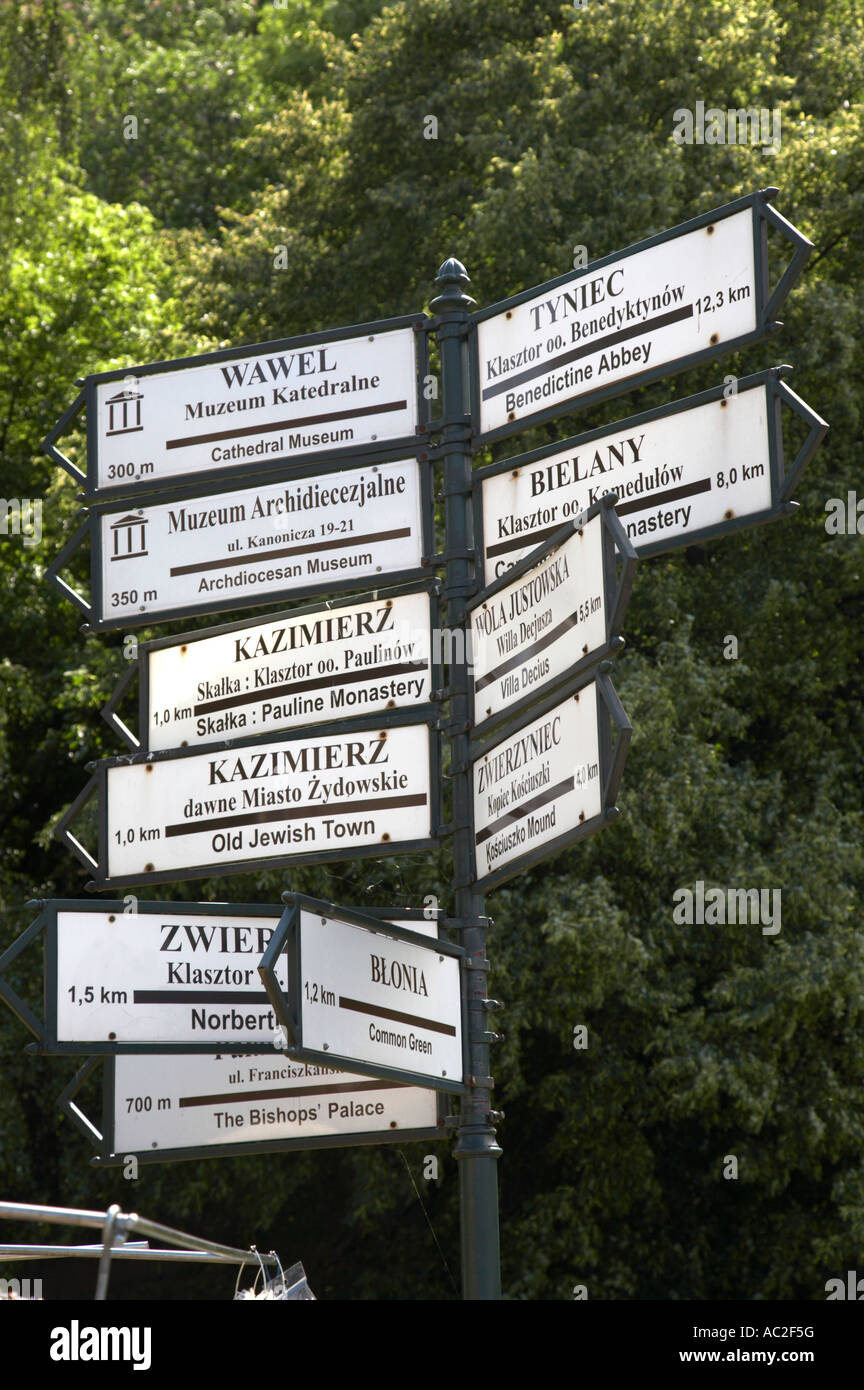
[0,1199,282,1300]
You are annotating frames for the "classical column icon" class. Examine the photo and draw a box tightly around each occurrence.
[105,389,144,436]
[110,514,148,560]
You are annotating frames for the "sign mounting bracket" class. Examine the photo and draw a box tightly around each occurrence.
[41,389,87,484]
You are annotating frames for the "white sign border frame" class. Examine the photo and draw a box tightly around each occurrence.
[472,366,828,575]
[466,495,637,741]
[101,578,443,754]
[43,313,431,502]
[259,894,468,1096]
[469,189,811,446]
[468,670,632,894]
[55,710,443,891]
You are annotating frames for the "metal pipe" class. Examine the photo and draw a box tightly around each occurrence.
[121,1214,277,1266]
[0,1200,114,1229]
[94,1204,121,1301]
[0,1245,261,1264]
[0,1199,276,1269]
[0,1243,149,1257]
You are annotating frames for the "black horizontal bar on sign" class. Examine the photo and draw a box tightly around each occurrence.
[178,1078,406,1109]
[166,400,408,451]
[481,305,693,401]
[169,527,412,578]
[163,792,428,838]
[132,990,272,1005]
[474,612,584,693]
[195,660,428,716]
[338,996,458,1037]
[474,778,574,844]
[614,477,710,517]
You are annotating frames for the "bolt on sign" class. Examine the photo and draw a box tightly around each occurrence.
[470,673,631,893]
[104,584,439,754]
[42,317,429,500]
[259,896,466,1094]
[55,713,439,890]
[474,369,828,575]
[47,456,433,633]
[87,1054,442,1165]
[472,189,812,442]
[467,497,637,739]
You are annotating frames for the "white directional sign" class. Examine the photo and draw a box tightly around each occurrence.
[41,904,440,1057]
[90,456,427,631]
[71,719,436,888]
[50,907,285,1050]
[474,193,811,440]
[469,513,609,730]
[108,1054,439,1159]
[289,906,464,1092]
[89,323,421,494]
[138,587,434,752]
[473,680,612,890]
[477,374,826,576]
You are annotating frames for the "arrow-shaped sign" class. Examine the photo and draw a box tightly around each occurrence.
[258,895,467,1095]
[467,494,637,740]
[44,453,434,634]
[42,316,430,501]
[59,1053,444,1167]
[55,711,441,890]
[473,188,813,442]
[102,581,440,755]
[470,668,632,893]
[474,367,827,578]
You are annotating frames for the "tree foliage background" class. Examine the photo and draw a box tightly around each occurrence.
[0,0,862,1300]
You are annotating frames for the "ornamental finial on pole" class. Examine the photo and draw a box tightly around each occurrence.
[431,257,475,313]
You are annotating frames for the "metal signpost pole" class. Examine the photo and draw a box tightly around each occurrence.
[431,259,502,1300]
[21,191,826,1310]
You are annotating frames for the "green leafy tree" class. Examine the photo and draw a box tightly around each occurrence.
[1,0,863,1301]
